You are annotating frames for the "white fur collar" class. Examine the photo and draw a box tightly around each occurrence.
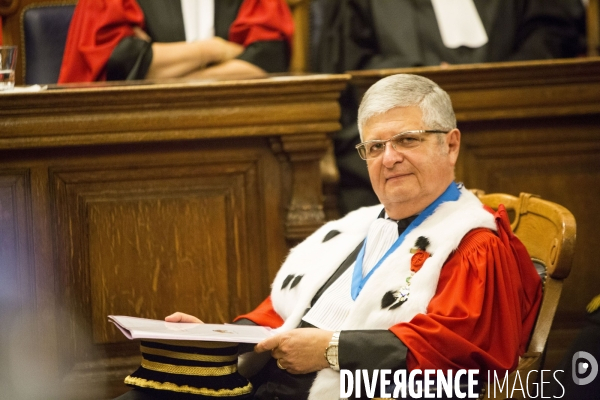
[270,188,496,399]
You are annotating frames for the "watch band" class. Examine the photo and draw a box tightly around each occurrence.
[324,331,341,371]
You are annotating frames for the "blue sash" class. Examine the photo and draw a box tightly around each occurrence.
[350,182,461,300]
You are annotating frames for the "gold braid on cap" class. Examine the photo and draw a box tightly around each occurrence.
[587,294,600,314]
[124,376,253,396]
[140,345,238,363]
[140,358,238,376]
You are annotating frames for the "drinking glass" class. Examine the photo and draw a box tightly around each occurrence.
[0,46,18,91]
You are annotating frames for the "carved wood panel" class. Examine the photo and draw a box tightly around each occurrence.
[43,141,286,398]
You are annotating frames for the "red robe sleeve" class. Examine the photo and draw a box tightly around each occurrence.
[58,0,145,83]
[228,0,294,51]
[235,296,284,329]
[391,214,542,375]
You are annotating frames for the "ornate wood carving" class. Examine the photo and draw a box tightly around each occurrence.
[277,133,329,243]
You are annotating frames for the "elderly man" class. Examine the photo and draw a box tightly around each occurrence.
[123,74,542,400]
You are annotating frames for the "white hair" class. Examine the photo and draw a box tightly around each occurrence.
[357,74,456,141]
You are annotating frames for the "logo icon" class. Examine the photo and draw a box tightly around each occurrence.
[572,351,598,386]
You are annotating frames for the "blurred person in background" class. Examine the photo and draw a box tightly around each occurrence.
[59,0,293,83]
[310,0,587,215]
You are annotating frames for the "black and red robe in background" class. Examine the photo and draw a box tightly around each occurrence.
[58,0,294,83]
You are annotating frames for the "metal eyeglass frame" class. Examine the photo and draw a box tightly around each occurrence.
[355,130,450,160]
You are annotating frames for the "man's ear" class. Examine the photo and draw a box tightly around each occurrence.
[447,128,461,163]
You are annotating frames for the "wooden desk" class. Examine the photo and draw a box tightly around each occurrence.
[0,74,349,399]
[351,57,600,369]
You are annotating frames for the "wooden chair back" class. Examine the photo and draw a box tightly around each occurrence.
[471,190,577,399]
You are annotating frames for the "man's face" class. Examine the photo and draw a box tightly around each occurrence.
[362,106,460,218]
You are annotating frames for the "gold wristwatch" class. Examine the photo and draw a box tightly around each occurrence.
[324,331,341,371]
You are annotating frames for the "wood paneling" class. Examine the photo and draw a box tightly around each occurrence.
[589,0,600,56]
[51,152,271,329]
[0,171,34,336]
[0,171,32,313]
[351,58,600,370]
[0,75,348,399]
[45,144,282,397]
[0,170,45,399]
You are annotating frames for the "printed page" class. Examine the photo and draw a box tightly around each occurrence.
[108,315,274,343]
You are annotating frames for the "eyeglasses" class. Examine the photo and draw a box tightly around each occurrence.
[355,130,449,160]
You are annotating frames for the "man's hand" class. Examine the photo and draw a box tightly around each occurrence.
[165,312,203,323]
[211,37,244,63]
[146,38,243,79]
[132,26,151,42]
[254,328,332,374]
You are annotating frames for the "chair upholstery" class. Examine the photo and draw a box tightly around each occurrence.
[470,190,577,400]
[20,3,75,85]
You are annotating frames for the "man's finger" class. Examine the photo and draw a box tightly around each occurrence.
[165,312,181,322]
[165,312,202,323]
[255,334,281,353]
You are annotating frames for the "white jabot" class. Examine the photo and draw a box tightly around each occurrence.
[301,217,399,331]
[181,0,215,42]
[361,218,399,277]
[430,0,489,49]
[302,267,353,331]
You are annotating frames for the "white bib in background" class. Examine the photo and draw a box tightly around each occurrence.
[181,0,215,42]
[430,0,489,49]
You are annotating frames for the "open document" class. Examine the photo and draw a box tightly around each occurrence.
[108,315,275,343]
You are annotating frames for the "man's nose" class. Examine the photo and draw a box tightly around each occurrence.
[381,142,403,167]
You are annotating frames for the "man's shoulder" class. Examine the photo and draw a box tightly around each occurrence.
[323,204,383,232]
[293,204,382,250]
[456,227,500,254]
[338,204,383,220]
